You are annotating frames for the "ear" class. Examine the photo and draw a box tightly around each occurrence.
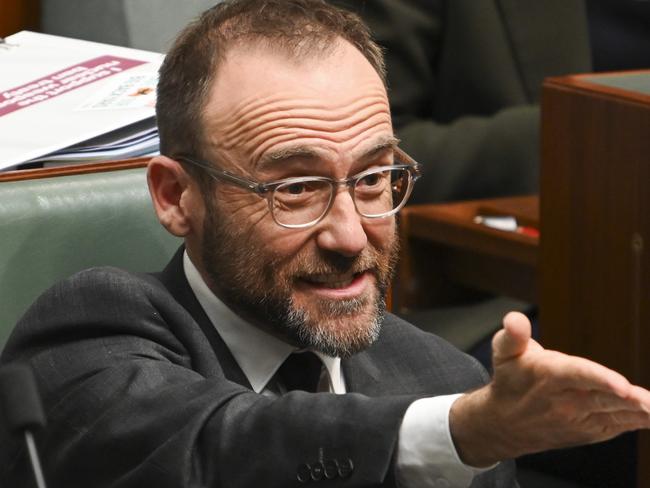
[147,155,200,237]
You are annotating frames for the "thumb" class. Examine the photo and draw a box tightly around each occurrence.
[492,311,532,363]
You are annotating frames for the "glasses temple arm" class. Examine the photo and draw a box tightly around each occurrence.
[175,155,268,193]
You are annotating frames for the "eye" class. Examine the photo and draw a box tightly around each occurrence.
[358,172,382,187]
[275,179,329,201]
[285,182,307,195]
[277,181,323,196]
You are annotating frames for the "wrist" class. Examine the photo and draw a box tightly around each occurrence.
[448,386,511,467]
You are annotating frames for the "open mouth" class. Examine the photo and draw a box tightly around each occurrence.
[299,271,369,290]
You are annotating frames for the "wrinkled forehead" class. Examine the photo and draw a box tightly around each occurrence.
[209,37,386,114]
[201,38,391,169]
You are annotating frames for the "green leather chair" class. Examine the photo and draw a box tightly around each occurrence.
[0,163,182,349]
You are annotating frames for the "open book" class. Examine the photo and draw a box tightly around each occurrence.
[0,31,164,170]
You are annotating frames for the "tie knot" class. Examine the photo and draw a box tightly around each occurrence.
[277,351,323,393]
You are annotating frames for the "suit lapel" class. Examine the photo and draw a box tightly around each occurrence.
[495,0,591,101]
[158,247,252,389]
[341,350,383,395]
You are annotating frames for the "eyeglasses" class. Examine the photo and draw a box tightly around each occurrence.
[175,146,421,229]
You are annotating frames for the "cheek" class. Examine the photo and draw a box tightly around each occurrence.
[250,218,395,265]
[218,190,271,231]
[212,187,315,265]
[363,217,396,251]
[259,227,314,259]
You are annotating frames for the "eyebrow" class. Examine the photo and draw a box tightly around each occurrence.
[257,146,321,170]
[361,136,401,161]
[256,135,401,172]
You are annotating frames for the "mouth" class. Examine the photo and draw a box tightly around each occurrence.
[296,270,374,298]
[302,271,360,288]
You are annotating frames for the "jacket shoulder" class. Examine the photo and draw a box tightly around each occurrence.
[2,266,183,362]
[373,312,490,391]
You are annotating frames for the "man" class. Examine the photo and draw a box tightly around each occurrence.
[1,1,649,487]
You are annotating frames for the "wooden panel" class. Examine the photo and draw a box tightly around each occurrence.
[0,158,150,182]
[540,71,650,488]
[0,0,39,37]
[540,75,650,384]
[401,197,538,266]
[394,196,538,311]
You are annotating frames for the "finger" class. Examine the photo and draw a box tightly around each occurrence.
[586,410,650,435]
[592,391,648,412]
[545,353,632,395]
[492,311,532,362]
[565,389,649,413]
[626,385,650,412]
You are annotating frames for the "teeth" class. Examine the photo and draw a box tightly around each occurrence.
[307,273,356,288]
[327,279,353,288]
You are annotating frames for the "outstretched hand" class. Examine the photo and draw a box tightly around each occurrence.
[449,312,650,468]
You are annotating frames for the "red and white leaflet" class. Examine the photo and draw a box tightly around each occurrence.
[0,31,163,170]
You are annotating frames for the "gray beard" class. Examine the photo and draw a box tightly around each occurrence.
[280,291,385,358]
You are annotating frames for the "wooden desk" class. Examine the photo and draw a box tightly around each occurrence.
[0,158,150,182]
[541,71,650,488]
[394,195,538,312]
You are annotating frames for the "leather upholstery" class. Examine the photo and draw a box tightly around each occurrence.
[40,0,218,52]
[0,167,181,348]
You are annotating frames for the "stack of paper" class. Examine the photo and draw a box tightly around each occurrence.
[28,120,159,166]
[0,31,164,171]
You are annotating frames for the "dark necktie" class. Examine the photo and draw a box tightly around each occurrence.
[277,351,323,393]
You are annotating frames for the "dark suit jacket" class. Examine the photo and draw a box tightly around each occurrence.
[332,0,592,203]
[0,249,517,487]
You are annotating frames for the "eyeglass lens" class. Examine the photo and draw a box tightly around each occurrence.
[271,168,411,227]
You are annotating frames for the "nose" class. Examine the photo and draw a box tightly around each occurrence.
[314,188,367,257]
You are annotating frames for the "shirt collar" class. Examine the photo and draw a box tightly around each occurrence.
[182,251,344,393]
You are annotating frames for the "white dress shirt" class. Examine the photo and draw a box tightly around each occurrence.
[183,251,488,487]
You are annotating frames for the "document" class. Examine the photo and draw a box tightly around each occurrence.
[0,31,164,170]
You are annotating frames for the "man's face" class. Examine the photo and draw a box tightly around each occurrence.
[193,40,398,357]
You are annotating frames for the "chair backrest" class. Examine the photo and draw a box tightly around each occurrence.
[0,162,182,349]
[41,0,218,52]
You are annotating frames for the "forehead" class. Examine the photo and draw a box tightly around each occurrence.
[202,39,392,172]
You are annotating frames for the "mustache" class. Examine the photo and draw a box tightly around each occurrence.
[281,247,387,279]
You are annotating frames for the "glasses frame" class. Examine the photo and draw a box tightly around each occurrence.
[174,146,421,229]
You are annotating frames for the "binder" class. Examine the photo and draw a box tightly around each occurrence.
[0,31,163,170]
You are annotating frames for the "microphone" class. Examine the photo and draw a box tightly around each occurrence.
[0,362,48,488]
